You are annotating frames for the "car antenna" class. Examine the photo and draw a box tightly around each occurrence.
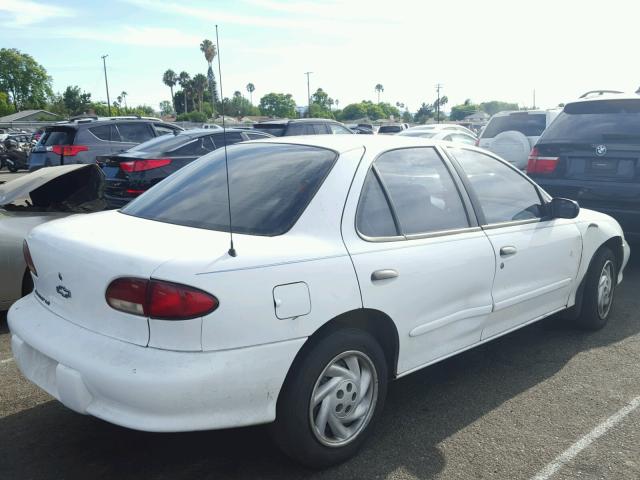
[216,25,236,257]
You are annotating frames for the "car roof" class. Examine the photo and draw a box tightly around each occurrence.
[178,127,262,137]
[51,117,170,129]
[566,93,640,106]
[244,133,477,154]
[258,118,341,125]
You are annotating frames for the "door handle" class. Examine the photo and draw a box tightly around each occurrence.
[500,246,518,257]
[371,269,399,282]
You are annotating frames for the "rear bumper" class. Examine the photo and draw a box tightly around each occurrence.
[535,178,640,239]
[8,295,306,432]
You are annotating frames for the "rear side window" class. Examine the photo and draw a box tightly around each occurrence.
[451,148,543,224]
[117,123,154,143]
[540,99,640,144]
[287,123,315,135]
[89,124,121,142]
[329,123,352,134]
[371,148,469,236]
[481,113,546,138]
[42,127,75,146]
[153,123,178,136]
[356,171,399,237]
[122,144,337,236]
[254,124,285,136]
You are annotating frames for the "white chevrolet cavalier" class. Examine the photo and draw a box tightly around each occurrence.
[9,136,630,467]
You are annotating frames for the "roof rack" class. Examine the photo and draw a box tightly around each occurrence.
[579,90,624,99]
[69,115,99,121]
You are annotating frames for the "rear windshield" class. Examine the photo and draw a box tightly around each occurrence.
[121,143,337,236]
[41,127,76,146]
[481,112,546,138]
[128,133,187,152]
[398,131,436,138]
[539,99,640,144]
[379,125,403,133]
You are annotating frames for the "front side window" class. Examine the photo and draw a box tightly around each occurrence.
[361,148,469,237]
[122,144,337,236]
[153,123,178,137]
[170,137,215,156]
[287,123,315,136]
[89,124,120,142]
[211,132,244,148]
[450,148,544,224]
[329,123,352,134]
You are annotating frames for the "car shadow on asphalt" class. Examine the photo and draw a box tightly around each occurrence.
[1,253,639,480]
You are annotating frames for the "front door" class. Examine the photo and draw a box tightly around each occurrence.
[448,147,582,339]
[342,146,496,375]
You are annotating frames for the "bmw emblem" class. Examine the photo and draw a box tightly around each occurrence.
[595,145,607,156]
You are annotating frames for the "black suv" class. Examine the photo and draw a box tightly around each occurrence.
[101,128,272,208]
[528,95,640,240]
[29,116,183,171]
[252,118,353,136]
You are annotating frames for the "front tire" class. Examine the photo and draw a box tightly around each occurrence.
[574,247,617,330]
[271,328,388,468]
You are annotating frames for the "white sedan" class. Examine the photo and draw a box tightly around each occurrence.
[397,128,477,145]
[8,136,630,467]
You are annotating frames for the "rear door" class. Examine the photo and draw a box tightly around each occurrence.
[342,146,496,374]
[28,127,76,169]
[449,147,582,339]
[111,122,155,153]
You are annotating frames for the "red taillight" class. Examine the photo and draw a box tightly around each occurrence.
[119,158,172,173]
[527,147,559,174]
[106,277,218,320]
[51,145,88,156]
[125,189,147,196]
[23,240,37,277]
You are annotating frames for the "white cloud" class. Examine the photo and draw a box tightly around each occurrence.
[0,0,73,26]
[57,26,203,48]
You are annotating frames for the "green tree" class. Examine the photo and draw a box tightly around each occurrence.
[414,102,435,124]
[162,69,178,110]
[246,83,255,105]
[0,91,15,116]
[159,100,173,116]
[62,85,92,115]
[402,110,413,123]
[375,83,384,103]
[309,88,334,118]
[120,91,128,110]
[259,92,296,118]
[193,73,208,112]
[339,102,368,120]
[0,48,53,110]
[449,99,480,121]
[479,100,519,116]
[200,39,220,107]
[177,71,190,114]
[377,102,400,119]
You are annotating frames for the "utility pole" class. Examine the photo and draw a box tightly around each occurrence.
[435,83,443,123]
[101,55,111,116]
[533,89,536,109]
[304,71,313,118]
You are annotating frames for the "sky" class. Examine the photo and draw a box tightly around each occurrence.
[0,0,639,113]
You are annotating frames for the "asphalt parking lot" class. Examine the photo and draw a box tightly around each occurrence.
[0,170,27,184]
[0,221,639,480]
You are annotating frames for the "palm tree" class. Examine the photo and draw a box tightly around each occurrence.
[178,71,190,113]
[246,83,255,105]
[192,74,208,112]
[120,91,128,111]
[162,69,178,111]
[375,84,384,103]
[335,99,339,110]
[116,95,122,107]
[200,39,219,107]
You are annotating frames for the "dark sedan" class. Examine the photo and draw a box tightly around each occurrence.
[100,128,272,208]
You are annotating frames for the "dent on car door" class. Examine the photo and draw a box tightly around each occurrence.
[449,147,582,339]
[341,146,496,375]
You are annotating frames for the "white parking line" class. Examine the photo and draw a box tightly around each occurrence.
[0,358,13,364]
[532,396,640,480]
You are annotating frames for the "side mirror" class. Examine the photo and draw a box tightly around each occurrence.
[550,197,580,219]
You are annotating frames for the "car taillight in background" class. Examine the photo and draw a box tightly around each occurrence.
[106,277,218,320]
[51,145,88,156]
[119,158,172,173]
[23,240,37,277]
[526,147,559,174]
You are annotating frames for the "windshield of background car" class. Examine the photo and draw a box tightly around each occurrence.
[481,113,546,138]
[538,99,640,144]
[41,127,76,146]
[121,143,337,236]
[378,126,402,133]
[398,131,436,138]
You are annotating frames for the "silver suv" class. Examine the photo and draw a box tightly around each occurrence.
[29,117,183,171]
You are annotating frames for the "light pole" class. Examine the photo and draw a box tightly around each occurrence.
[304,71,313,118]
[435,83,443,123]
[101,55,112,116]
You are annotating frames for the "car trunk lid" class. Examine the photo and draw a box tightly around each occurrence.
[26,211,232,346]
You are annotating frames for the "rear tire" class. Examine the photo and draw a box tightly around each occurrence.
[270,328,388,468]
[573,247,617,330]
